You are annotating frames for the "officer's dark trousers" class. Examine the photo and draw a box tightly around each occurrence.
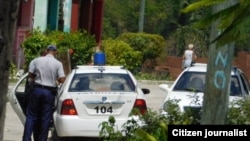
[22,87,55,141]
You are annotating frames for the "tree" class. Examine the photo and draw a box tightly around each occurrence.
[182,0,250,46]
[103,0,177,38]
[0,0,20,140]
[102,0,212,58]
[138,0,145,32]
[182,0,245,124]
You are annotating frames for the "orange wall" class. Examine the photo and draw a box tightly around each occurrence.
[156,52,250,80]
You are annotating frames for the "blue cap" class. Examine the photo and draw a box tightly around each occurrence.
[47,45,57,51]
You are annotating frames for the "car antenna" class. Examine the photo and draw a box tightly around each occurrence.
[98,66,105,77]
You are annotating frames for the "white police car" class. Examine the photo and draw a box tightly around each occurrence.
[8,54,150,141]
[159,63,250,114]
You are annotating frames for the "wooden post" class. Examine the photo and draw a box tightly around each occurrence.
[58,50,71,75]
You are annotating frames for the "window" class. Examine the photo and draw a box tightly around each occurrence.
[173,72,205,92]
[230,76,241,96]
[68,73,135,92]
[239,73,250,96]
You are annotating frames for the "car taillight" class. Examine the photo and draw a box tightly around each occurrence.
[61,99,78,115]
[133,99,147,115]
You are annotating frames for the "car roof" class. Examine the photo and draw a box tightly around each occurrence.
[184,63,241,75]
[72,65,129,74]
[185,63,207,72]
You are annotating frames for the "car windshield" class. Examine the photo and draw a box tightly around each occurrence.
[68,73,135,92]
[173,72,241,96]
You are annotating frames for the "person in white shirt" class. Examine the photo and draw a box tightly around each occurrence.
[182,44,197,69]
[22,45,65,141]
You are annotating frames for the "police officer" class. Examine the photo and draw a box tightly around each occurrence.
[25,49,47,111]
[22,45,65,141]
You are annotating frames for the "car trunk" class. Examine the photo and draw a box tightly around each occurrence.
[63,92,137,119]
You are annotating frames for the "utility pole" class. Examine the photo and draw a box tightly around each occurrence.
[138,0,145,32]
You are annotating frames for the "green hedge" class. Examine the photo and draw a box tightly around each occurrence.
[102,38,142,74]
[21,28,96,71]
[118,32,166,62]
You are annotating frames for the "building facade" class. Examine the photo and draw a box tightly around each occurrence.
[14,0,104,69]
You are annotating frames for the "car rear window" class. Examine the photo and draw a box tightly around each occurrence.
[68,73,135,92]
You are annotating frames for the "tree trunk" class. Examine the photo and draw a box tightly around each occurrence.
[138,0,145,32]
[201,0,236,124]
[0,0,20,140]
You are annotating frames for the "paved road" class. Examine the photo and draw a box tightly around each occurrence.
[4,81,171,141]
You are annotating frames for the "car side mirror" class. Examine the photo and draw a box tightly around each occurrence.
[142,88,150,95]
[159,84,170,93]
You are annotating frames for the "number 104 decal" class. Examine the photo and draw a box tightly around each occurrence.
[94,106,113,113]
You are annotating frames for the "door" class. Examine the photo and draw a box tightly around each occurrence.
[8,73,29,125]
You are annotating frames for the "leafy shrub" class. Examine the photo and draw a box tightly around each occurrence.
[47,30,96,68]
[21,28,51,71]
[99,99,250,141]
[135,72,171,81]
[117,32,167,73]
[9,62,19,81]
[226,98,250,124]
[21,28,96,71]
[102,39,143,74]
[99,109,167,141]
[99,115,125,141]
[118,32,166,62]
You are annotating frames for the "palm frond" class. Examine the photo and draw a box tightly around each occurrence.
[193,3,240,29]
[212,8,250,46]
[210,2,250,45]
[181,0,227,13]
[183,0,250,47]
